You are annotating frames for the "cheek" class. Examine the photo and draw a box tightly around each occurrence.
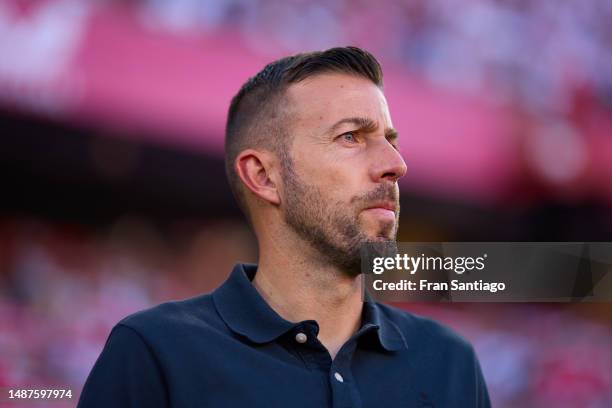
[291,140,367,205]
[302,159,361,204]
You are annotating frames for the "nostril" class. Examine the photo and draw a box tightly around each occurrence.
[381,167,405,182]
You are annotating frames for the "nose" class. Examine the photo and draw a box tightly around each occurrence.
[369,139,407,183]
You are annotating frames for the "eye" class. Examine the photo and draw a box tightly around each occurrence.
[340,132,357,143]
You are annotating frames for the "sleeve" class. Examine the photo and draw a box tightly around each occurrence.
[77,324,170,408]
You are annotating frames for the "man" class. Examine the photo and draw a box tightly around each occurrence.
[78,46,491,407]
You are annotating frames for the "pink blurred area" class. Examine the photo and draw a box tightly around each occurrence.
[2,0,612,205]
[1,1,612,407]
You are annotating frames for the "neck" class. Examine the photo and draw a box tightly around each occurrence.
[252,226,363,360]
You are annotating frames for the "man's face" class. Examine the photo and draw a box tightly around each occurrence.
[280,73,407,275]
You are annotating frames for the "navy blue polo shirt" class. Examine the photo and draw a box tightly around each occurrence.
[78,264,490,408]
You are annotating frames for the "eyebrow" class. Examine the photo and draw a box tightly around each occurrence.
[326,116,399,142]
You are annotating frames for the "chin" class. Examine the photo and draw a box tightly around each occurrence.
[360,220,396,241]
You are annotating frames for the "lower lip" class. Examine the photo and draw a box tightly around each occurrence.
[363,208,396,220]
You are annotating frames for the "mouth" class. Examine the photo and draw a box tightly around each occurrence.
[362,202,397,220]
[365,201,396,212]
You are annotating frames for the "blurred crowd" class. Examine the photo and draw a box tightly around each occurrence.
[9,0,605,117]
[139,0,612,114]
[0,217,257,402]
[1,219,611,407]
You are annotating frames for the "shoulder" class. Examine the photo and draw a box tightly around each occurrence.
[114,293,221,339]
[376,302,476,356]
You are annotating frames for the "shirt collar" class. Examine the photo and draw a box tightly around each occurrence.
[212,263,407,351]
[362,289,408,351]
[212,263,296,343]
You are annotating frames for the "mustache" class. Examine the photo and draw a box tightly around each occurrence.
[352,183,399,208]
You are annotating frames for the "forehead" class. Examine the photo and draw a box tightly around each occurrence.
[284,73,392,131]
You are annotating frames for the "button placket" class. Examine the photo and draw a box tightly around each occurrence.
[328,342,365,408]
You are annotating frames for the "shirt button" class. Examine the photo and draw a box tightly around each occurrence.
[295,332,308,343]
[334,372,344,383]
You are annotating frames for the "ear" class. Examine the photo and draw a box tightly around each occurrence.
[235,149,281,206]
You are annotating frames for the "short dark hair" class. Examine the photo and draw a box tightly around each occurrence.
[224,46,383,219]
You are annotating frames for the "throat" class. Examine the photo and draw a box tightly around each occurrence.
[251,263,364,358]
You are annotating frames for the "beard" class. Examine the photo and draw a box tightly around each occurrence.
[281,158,399,277]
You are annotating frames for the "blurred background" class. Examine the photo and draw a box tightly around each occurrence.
[1,0,612,406]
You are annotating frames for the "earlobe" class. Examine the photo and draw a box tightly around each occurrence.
[235,149,281,205]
